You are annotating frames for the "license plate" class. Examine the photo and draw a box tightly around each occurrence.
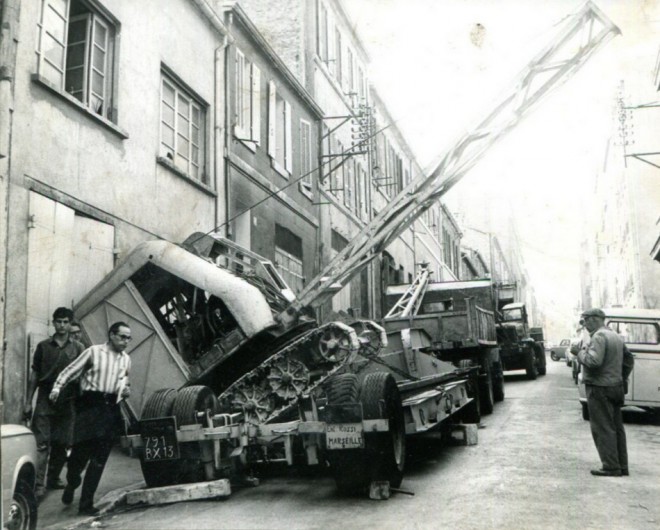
[140,417,180,462]
[326,423,364,450]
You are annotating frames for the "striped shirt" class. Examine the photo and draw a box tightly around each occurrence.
[53,342,131,395]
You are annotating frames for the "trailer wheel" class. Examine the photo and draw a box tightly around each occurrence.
[140,388,182,488]
[525,351,538,380]
[324,374,367,494]
[172,386,218,425]
[172,386,218,483]
[360,372,406,489]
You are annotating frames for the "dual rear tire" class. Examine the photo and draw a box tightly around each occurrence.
[325,372,406,494]
[139,386,217,487]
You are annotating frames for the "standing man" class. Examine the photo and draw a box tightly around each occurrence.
[69,321,83,344]
[50,321,132,516]
[24,307,84,498]
[578,308,634,477]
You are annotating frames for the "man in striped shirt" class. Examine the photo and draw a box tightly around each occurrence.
[50,321,132,516]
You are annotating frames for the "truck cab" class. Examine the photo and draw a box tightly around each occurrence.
[496,303,546,379]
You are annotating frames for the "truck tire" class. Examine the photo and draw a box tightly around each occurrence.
[140,388,182,488]
[324,374,366,494]
[461,371,481,424]
[525,351,538,380]
[172,386,218,483]
[172,386,218,426]
[536,346,547,376]
[550,351,559,362]
[493,363,505,402]
[360,372,406,489]
[581,402,590,421]
[479,369,494,415]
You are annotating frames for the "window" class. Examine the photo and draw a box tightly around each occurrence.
[318,2,329,62]
[268,81,292,175]
[344,158,354,209]
[334,29,342,84]
[609,321,659,345]
[275,225,304,294]
[160,73,207,182]
[358,163,368,219]
[346,48,354,93]
[36,0,117,121]
[234,50,261,146]
[330,138,345,199]
[300,120,313,197]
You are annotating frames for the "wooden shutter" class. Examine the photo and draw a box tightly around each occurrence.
[268,81,276,158]
[39,0,70,89]
[251,64,261,144]
[284,100,292,173]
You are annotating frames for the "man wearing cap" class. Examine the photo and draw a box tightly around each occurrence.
[578,308,634,477]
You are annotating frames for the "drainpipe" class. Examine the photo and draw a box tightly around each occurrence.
[215,36,230,237]
[190,0,232,236]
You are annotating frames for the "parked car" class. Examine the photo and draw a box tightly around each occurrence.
[578,308,660,420]
[550,339,571,361]
[1,424,38,530]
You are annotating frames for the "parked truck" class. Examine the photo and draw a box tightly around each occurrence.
[383,267,504,415]
[496,302,547,379]
[73,2,616,500]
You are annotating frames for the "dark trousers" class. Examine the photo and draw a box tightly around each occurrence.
[68,392,122,509]
[586,384,628,471]
[32,389,74,487]
[66,437,114,510]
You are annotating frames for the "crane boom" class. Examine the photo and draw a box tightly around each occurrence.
[281,1,619,324]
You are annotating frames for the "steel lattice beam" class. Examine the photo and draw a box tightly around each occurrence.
[283,2,620,321]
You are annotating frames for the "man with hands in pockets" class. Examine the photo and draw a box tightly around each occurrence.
[49,321,132,516]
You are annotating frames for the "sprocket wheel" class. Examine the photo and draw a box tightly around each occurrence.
[318,327,354,362]
[267,357,310,399]
[230,385,274,423]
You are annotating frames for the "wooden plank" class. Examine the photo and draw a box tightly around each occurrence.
[126,479,231,506]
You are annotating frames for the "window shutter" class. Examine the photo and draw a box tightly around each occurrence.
[234,51,244,137]
[39,0,71,89]
[268,81,276,158]
[284,100,292,173]
[251,64,261,144]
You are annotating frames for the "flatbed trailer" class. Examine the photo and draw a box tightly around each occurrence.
[122,326,480,498]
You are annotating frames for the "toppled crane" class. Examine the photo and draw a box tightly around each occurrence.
[74,1,619,498]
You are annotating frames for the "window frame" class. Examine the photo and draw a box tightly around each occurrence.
[299,119,313,199]
[36,0,118,122]
[268,81,293,177]
[234,49,261,149]
[160,71,208,184]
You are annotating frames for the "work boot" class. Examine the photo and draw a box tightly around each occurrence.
[78,505,99,516]
[590,468,622,477]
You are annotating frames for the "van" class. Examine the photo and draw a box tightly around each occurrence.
[578,308,660,420]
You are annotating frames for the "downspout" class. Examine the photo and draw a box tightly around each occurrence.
[215,36,230,236]
[190,0,232,236]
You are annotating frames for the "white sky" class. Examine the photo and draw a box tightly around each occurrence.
[343,0,660,339]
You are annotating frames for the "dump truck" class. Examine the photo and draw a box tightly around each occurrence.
[383,267,504,415]
[496,302,547,379]
[73,2,617,499]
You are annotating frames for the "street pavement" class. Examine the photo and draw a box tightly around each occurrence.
[38,447,144,530]
[37,357,660,529]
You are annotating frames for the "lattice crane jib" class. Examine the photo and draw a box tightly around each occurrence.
[280,2,620,325]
